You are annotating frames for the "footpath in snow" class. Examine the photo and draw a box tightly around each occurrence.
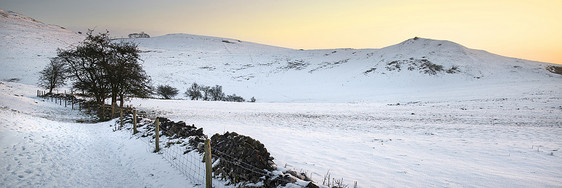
[0,82,193,188]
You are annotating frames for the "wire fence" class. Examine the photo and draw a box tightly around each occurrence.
[124,114,312,188]
[133,125,208,186]
[123,116,236,188]
[37,90,356,188]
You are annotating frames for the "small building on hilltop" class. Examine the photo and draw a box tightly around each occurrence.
[128,32,150,38]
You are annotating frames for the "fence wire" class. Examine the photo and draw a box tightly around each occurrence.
[212,150,309,188]
[124,118,222,187]
[38,90,339,188]
[120,116,310,188]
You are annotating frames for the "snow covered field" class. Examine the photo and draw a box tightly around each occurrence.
[129,87,562,187]
[1,80,561,187]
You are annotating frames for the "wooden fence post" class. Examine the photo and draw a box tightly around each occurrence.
[205,139,212,188]
[155,118,160,152]
[133,109,138,134]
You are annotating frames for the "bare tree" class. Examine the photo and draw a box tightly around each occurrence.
[201,85,211,101]
[209,85,225,101]
[38,57,67,94]
[58,30,111,105]
[56,30,152,120]
[185,82,202,100]
[105,40,152,113]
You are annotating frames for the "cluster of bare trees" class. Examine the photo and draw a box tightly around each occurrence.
[154,82,252,102]
[184,82,248,102]
[39,30,152,120]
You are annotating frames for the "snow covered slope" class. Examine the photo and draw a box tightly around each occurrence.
[126,34,561,103]
[1,10,560,103]
[0,10,83,85]
[0,81,195,188]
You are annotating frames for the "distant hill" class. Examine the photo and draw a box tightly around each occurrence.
[1,10,560,102]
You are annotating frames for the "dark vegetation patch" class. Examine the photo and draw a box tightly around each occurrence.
[281,59,309,70]
[5,78,20,82]
[364,68,377,74]
[309,59,349,73]
[546,66,562,75]
[384,58,459,75]
[446,66,460,74]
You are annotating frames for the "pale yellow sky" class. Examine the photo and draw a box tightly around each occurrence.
[3,0,561,64]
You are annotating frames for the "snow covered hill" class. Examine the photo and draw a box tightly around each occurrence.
[0,10,83,85]
[126,34,560,102]
[1,9,560,103]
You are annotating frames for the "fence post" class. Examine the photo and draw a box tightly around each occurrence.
[204,139,212,188]
[155,118,160,152]
[133,109,138,134]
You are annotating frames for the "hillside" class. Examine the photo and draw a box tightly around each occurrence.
[0,10,83,85]
[128,35,560,102]
[1,9,560,102]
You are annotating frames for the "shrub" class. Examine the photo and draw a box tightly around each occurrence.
[156,85,178,99]
[419,60,443,75]
[185,82,202,100]
[209,85,225,101]
[225,94,245,102]
[446,66,460,74]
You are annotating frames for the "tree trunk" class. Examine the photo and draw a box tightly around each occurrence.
[111,95,116,119]
[119,94,124,109]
